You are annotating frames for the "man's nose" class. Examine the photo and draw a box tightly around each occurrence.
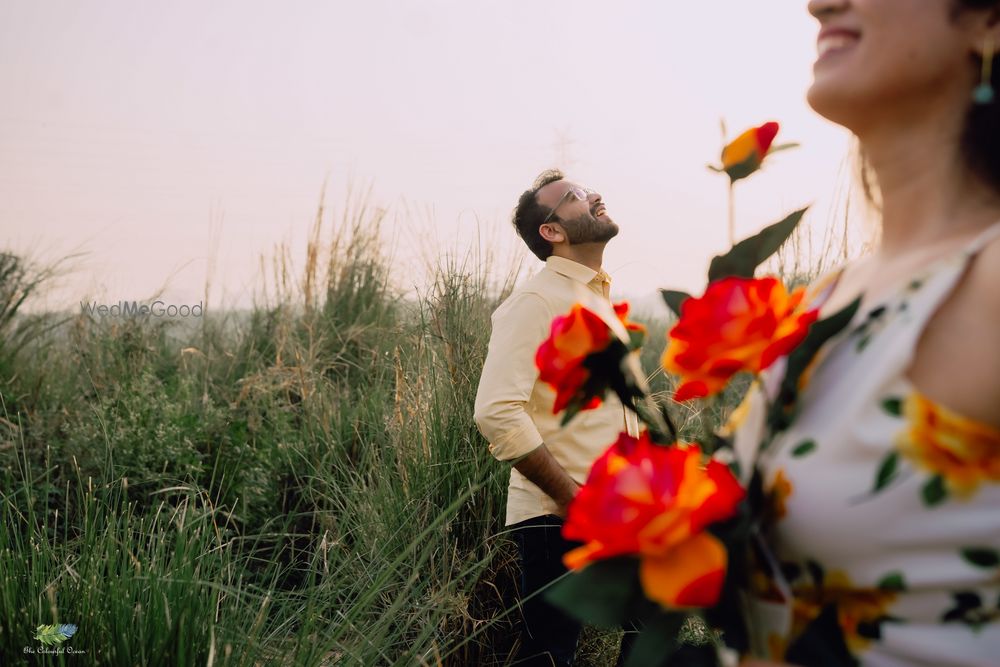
[587,192,602,205]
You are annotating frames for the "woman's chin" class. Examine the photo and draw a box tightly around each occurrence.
[806,81,865,131]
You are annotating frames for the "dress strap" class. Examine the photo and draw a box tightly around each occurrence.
[962,218,1000,257]
[876,217,1000,323]
[915,217,1000,318]
[880,218,1000,380]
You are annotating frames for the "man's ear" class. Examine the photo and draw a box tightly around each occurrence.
[539,223,565,244]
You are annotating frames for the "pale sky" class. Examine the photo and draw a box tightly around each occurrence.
[0,1,867,313]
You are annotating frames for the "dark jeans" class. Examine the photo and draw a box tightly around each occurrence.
[509,514,638,667]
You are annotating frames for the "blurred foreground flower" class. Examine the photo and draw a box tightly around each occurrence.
[612,301,647,344]
[563,433,745,608]
[662,277,818,402]
[535,301,646,423]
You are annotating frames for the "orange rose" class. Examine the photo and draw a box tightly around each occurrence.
[536,302,645,415]
[535,304,612,414]
[720,121,780,183]
[563,433,745,608]
[613,301,646,341]
[898,392,1000,497]
[662,277,818,402]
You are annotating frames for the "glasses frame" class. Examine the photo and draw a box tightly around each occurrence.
[540,186,594,227]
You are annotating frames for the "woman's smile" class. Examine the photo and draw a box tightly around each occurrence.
[816,27,861,65]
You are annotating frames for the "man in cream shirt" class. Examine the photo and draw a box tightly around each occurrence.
[474,170,640,666]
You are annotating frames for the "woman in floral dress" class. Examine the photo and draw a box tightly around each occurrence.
[736,1,1000,665]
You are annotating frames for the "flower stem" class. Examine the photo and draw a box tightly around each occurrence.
[728,181,735,247]
[632,396,676,444]
[700,398,716,447]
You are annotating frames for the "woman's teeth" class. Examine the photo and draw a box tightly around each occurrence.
[818,34,857,58]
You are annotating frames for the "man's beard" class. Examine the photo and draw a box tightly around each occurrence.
[563,212,619,245]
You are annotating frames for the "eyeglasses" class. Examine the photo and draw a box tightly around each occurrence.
[541,186,595,226]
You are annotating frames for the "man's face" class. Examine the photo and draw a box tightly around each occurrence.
[536,180,619,246]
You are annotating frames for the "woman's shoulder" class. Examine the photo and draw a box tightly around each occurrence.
[909,233,1000,429]
[945,230,1000,338]
[966,232,1000,316]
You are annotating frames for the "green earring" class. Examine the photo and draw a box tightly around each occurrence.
[973,38,995,105]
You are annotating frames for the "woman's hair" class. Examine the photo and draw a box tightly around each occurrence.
[956,1,1000,193]
[859,1,1000,202]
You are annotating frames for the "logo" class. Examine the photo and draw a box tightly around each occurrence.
[34,624,77,646]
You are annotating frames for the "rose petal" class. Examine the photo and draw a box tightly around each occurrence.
[639,533,728,608]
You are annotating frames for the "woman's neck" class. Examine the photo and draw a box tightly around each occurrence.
[861,99,1000,258]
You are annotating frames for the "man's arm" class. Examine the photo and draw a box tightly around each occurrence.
[474,292,580,511]
[512,444,580,516]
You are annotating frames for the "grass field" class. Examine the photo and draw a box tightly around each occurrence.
[0,195,846,665]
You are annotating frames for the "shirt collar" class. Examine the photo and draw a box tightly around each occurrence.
[545,255,608,286]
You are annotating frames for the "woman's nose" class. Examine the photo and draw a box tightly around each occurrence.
[808,0,848,20]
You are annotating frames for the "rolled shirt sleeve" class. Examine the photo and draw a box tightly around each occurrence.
[474,292,553,461]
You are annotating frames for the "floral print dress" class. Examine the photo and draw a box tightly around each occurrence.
[732,223,1000,667]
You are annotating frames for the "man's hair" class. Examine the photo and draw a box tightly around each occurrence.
[512,169,564,261]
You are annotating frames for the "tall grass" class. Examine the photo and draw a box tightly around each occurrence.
[0,194,849,665]
[0,202,528,666]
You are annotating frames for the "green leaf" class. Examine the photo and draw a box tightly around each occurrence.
[660,289,690,319]
[626,326,646,352]
[791,439,817,458]
[961,547,1000,569]
[877,572,907,592]
[881,397,903,417]
[623,611,686,667]
[704,517,753,653]
[707,207,809,282]
[873,452,900,493]
[767,142,800,156]
[922,475,948,507]
[545,557,643,627]
[559,402,582,427]
[723,153,764,183]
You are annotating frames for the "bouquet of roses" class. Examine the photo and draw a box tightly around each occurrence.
[534,123,861,666]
